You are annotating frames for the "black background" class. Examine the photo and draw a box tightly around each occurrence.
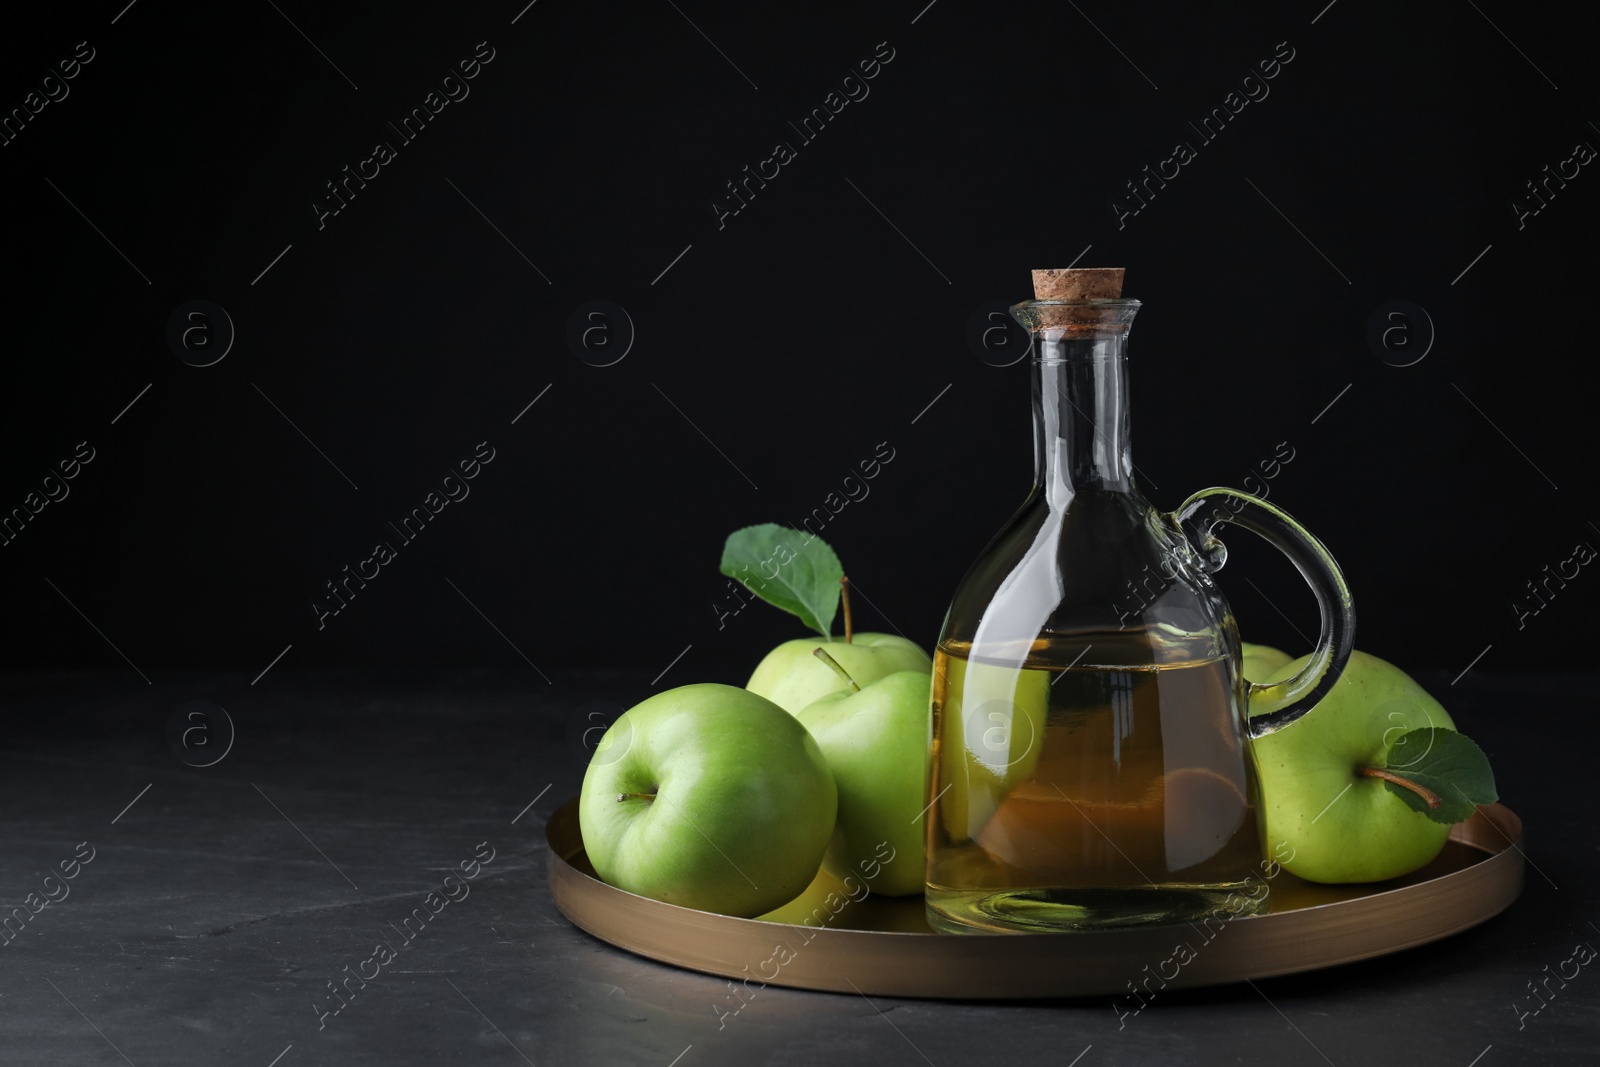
[2,0,1595,688]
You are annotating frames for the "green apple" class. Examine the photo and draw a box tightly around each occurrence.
[936,655,1052,844]
[747,633,932,715]
[1252,650,1458,883]
[579,683,837,917]
[797,664,932,897]
[1241,641,1293,684]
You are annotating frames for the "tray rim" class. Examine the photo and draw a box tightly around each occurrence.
[546,797,1524,999]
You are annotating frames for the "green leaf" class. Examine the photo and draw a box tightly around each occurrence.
[720,524,843,637]
[1378,728,1499,824]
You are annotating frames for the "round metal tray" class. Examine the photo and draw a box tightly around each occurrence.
[546,798,1523,998]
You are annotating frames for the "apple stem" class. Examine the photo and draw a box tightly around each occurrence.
[812,647,861,692]
[840,576,854,644]
[1356,767,1442,809]
[615,792,656,803]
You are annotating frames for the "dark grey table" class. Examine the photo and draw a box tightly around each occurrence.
[2,668,1594,1066]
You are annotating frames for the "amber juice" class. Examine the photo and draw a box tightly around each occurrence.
[926,634,1266,932]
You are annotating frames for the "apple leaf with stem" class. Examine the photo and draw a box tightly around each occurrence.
[720,524,844,638]
[1360,727,1498,824]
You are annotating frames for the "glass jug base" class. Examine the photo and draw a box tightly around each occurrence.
[925,883,1266,934]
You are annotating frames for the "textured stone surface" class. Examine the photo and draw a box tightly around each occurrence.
[0,668,1591,1066]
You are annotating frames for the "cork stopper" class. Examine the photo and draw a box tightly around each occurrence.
[1031,268,1124,301]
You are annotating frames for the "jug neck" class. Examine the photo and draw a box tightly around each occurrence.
[1011,300,1141,505]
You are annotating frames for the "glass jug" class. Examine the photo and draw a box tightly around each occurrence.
[925,268,1355,933]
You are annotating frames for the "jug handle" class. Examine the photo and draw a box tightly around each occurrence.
[1171,488,1356,737]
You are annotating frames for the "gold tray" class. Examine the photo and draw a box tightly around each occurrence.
[546,798,1523,998]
